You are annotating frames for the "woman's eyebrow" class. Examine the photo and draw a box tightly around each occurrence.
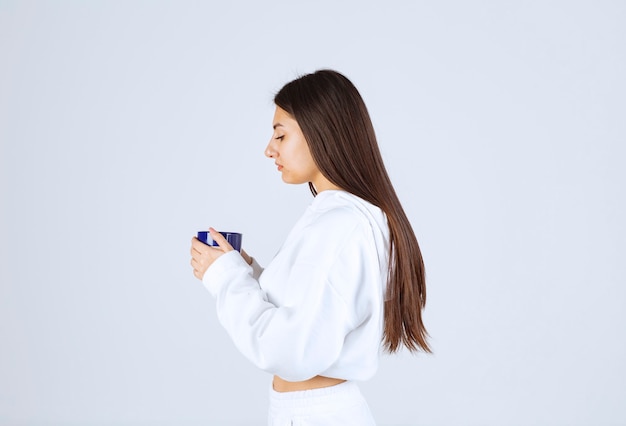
[273,123,284,130]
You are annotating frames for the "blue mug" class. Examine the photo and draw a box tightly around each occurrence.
[197,231,242,252]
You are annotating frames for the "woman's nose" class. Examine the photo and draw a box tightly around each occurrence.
[265,141,276,158]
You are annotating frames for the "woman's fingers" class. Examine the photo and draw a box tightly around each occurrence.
[189,228,239,280]
[209,227,234,252]
[190,234,225,280]
[240,249,252,265]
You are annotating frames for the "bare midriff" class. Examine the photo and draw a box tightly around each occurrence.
[272,375,346,393]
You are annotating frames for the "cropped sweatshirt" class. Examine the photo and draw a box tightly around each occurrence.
[202,190,390,382]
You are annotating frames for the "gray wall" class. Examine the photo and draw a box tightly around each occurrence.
[1,1,624,425]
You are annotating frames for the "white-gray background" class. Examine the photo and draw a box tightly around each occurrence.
[1,1,624,425]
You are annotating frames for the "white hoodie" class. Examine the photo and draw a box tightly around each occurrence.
[202,190,390,382]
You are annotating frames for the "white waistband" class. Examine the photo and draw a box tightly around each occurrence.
[269,381,363,412]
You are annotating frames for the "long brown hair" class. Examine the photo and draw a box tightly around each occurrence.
[274,69,430,353]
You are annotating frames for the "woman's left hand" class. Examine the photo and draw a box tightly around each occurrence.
[190,227,234,280]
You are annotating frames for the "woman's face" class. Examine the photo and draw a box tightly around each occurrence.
[266,107,337,192]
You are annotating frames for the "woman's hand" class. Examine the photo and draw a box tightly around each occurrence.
[240,249,252,265]
[190,227,233,280]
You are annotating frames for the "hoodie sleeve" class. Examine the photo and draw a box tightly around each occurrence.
[202,216,372,382]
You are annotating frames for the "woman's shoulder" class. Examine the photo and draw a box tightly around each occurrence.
[280,190,389,269]
[307,190,387,236]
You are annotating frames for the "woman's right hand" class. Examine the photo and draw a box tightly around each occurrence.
[240,249,253,265]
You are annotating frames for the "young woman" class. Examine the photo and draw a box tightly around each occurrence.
[190,69,430,425]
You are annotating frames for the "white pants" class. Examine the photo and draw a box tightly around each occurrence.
[268,381,376,426]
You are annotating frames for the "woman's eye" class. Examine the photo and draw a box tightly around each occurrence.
[275,135,284,141]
